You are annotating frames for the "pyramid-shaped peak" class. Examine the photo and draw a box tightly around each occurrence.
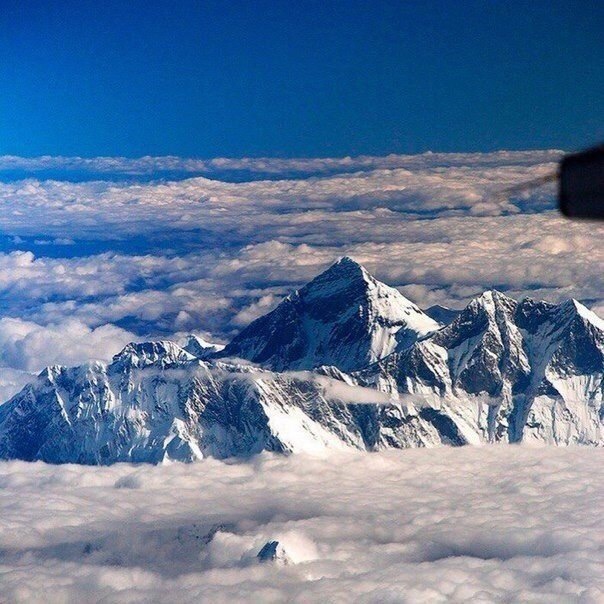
[562,298,604,330]
[334,255,365,270]
[470,289,517,311]
[318,256,369,280]
[479,289,515,302]
[219,255,438,372]
[298,257,376,300]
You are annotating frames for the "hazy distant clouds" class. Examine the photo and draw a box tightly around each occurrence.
[0,150,601,400]
[0,149,563,178]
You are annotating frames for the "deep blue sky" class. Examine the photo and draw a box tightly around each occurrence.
[1,0,603,158]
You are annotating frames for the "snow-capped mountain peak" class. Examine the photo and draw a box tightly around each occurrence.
[300,256,373,300]
[310,255,367,281]
[566,298,604,331]
[467,288,516,313]
[182,335,226,359]
[219,257,439,371]
[112,341,196,369]
[363,289,603,446]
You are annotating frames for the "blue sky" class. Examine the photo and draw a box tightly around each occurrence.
[1,0,603,158]
[0,3,602,402]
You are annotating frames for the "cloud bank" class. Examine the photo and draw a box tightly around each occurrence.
[0,150,601,400]
[0,152,600,602]
[0,446,602,602]
[0,150,562,179]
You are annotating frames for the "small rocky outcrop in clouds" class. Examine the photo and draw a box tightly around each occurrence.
[257,540,291,566]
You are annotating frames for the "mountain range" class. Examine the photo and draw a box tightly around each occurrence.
[0,258,602,464]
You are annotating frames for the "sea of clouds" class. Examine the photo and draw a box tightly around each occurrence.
[0,149,602,402]
[1,446,602,602]
[0,152,603,602]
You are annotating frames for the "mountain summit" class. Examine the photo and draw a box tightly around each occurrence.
[219,257,439,372]
[364,290,604,445]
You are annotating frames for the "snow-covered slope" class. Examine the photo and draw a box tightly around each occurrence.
[219,257,439,372]
[361,291,604,446]
[0,264,602,465]
[0,340,455,464]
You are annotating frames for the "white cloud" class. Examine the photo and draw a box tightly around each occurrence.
[0,316,138,400]
[0,368,36,406]
[0,155,560,241]
[0,150,601,397]
[283,372,397,405]
[0,149,563,177]
[0,154,600,602]
[231,294,281,326]
[0,318,136,372]
[0,446,601,601]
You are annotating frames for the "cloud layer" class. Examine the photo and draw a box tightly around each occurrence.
[0,446,602,602]
[0,150,563,179]
[0,150,601,400]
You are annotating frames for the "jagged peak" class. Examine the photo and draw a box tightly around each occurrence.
[518,296,555,310]
[464,289,517,315]
[112,340,195,368]
[308,256,369,286]
[182,334,225,359]
[39,365,64,381]
[476,289,515,304]
[562,299,604,330]
[439,290,518,339]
